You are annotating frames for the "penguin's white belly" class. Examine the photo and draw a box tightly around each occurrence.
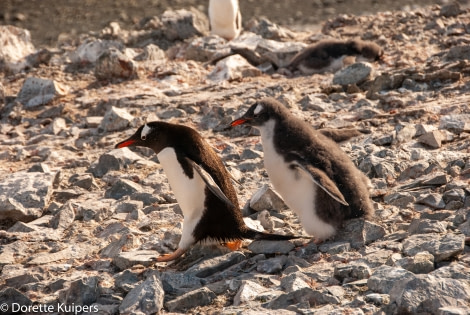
[209,0,240,39]
[259,121,336,239]
[157,148,206,249]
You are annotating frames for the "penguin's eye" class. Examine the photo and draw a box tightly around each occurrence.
[141,135,146,140]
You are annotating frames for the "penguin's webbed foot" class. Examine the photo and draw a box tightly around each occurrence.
[224,240,243,251]
[155,248,186,262]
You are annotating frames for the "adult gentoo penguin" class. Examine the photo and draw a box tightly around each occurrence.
[231,98,374,242]
[116,121,296,262]
[209,0,242,40]
[287,39,383,74]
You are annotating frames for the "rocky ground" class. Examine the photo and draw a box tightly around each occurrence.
[1,2,470,315]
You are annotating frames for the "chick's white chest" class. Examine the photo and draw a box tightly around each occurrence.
[258,120,335,239]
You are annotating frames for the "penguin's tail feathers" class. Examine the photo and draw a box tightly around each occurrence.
[242,228,305,241]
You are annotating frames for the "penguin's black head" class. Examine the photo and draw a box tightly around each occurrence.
[115,121,170,154]
[231,98,288,128]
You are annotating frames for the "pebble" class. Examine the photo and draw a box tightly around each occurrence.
[119,274,164,314]
[165,287,216,312]
[333,62,373,86]
[16,77,68,109]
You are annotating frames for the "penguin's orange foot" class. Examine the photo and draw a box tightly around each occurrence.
[312,238,324,245]
[156,248,186,262]
[224,240,243,251]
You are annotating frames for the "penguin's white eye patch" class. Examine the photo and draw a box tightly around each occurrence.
[141,124,152,140]
[254,104,263,115]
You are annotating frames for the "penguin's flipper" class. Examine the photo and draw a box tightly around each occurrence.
[185,158,235,208]
[290,160,349,206]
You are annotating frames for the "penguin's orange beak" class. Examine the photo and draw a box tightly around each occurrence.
[115,139,136,148]
[230,118,249,127]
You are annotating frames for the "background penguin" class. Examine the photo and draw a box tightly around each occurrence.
[116,121,297,262]
[231,98,374,242]
[209,0,242,40]
[287,39,383,74]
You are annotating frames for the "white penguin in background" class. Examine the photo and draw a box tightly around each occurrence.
[209,0,242,40]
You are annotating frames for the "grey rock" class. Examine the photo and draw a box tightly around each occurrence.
[438,306,470,315]
[280,271,311,292]
[240,148,263,160]
[114,269,141,293]
[249,184,287,211]
[256,38,306,68]
[365,293,390,306]
[367,265,415,294]
[119,274,164,315]
[113,250,159,270]
[333,62,372,85]
[0,25,36,73]
[267,287,340,309]
[70,39,123,63]
[185,35,229,62]
[439,114,470,133]
[28,162,51,173]
[418,130,446,148]
[185,251,246,278]
[408,218,447,234]
[394,123,416,144]
[431,263,470,281]
[50,201,76,230]
[165,287,216,312]
[161,8,209,41]
[59,276,99,305]
[384,192,416,208]
[161,271,203,295]
[134,43,166,62]
[416,193,446,209]
[90,147,146,177]
[208,54,261,82]
[248,240,295,255]
[0,287,32,315]
[395,251,434,274]
[105,178,143,200]
[5,273,40,288]
[373,134,394,146]
[16,77,68,109]
[334,263,371,282]
[402,233,465,262]
[440,2,461,17]
[75,199,114,221]
[28,244,97,265]
[94,47,137,80]
[257,255,288,274]
[45,117,67,135]
[7,221,38,232]
[446,45,470,62]
[233,280,269,306]
[443,188,466,204]
[389,274,470,314]
[258,210,275,231]
[335,219,386,249]
[299,94,335,112]
[248,17,295,40]
[69,173,95,189]
[114,199,144,213]
[100,233,139,258]
[99,106,134,132]
[318,241,351,254]
[157,108,185,119]
[0,171,58,221]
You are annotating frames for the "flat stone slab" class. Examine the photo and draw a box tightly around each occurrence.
[0,171,58,222]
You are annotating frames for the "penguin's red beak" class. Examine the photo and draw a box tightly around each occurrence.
[230,118,249,127]
[115,139,136,148]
